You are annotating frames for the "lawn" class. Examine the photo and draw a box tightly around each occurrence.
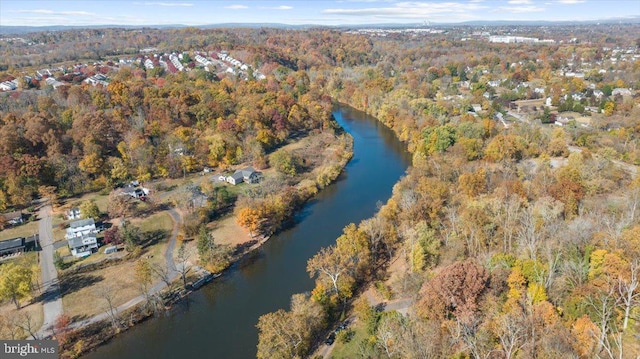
[60,210,175,321]
[60,260,141,321]
[328,320,369,359]
[0,220,39,241]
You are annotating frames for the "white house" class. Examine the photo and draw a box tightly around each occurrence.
[612,88,632,97]
[226,172,244,185]
[0,80,17,91]
[66,218,96,240]
[68,233,98,257]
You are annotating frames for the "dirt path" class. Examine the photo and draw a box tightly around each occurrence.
[36,203,63,339]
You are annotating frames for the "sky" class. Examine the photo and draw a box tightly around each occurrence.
[0,0,638,27]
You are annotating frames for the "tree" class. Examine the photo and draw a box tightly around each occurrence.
[79,199,100,219]
[237,207,262,238]
[416,260,489,324]
[256,293,324,359]
[96,284,119,329]
[53,314,72,345]
[0,263,34,309]
[270,149,303,176]
[616,258,640,331]
[176,243,191,289]
[307,244,356,302]
[103,226,123,246]
[107,191,134,220]
[135,258,153,302]
[121,223,141,252]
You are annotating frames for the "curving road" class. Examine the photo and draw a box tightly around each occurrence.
[36,204,63,339]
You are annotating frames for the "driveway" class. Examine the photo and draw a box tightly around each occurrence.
[36,204,63,339]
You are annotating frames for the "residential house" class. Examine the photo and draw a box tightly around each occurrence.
[122,187,145,199]
[612,88,632,97]
[471,104,482,113]
[0,80,17,91]
[68,233,98,257]
[44,77,65,89]
[2,211,23,226]
[66,218,96,240]
[67,208,81,220]
[237,167,262,184]
[226,172,244,185]
[555,116,574,127]
[0,237,25,257]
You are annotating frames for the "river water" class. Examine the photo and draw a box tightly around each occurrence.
[84,104,411,359]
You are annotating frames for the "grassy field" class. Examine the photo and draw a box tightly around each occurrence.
[60,210,175,320]
[0,220,39,241]
[327,320,369,359]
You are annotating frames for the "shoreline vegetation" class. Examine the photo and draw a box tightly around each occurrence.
[54,118,353,359]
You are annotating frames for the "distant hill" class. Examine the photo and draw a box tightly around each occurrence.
[1,16,638,35]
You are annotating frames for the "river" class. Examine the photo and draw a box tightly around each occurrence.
[84,104,411,359]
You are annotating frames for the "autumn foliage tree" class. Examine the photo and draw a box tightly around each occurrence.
[417,260,489,323]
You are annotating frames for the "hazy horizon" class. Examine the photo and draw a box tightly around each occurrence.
[0,0,638,28]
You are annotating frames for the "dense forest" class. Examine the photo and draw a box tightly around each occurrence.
[1,24,640,358]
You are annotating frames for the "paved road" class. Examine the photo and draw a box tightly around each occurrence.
[165,208,181,280]
[36,204,63,339]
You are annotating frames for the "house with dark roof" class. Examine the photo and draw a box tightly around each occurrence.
[2,211,23,226]
[226,167,262,185]
[226,172,244,185]
[68,233,98,257]
[237,167,262,184]
[0,237,25,257]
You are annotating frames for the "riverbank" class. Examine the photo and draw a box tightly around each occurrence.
[55,129,354,359]
[81,104,410,359]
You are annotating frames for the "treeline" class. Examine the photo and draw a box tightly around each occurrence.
[0,63,335,211]
[256,29,640,358]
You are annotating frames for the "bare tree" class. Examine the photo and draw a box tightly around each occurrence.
[176,243,191,289]
[151,262,174,292]
[361,216,386,262]
[96,284,120,329]
[586,286,623,359]
[15,311,40,340]
[616,258,640,331]
[495,311,527,359]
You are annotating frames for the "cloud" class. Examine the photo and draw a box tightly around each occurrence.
[260,5,293,10]
[224,4,249,9]
[12,9,95,16]
[557,0,585,3]
[494,5,545,13]
[323,2,488,20]
[133,2,194,6]
[508,0,531,4]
